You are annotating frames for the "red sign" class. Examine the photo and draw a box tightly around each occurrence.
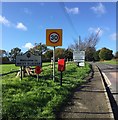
[58,59,65,71]
[35,66,42,74]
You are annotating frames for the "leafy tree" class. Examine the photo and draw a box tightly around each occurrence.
[85,47,96,61]
[9,47,21,61]
[43,50,53,62]
[0,49,10,63]
[94,50,100,61]
[64,48,73,60]
[30,43,48,55]
[55,48,65,60]
[0,49,7,57]
[115,51,118,58]
[99,47,113,60]
[2,57,9,63]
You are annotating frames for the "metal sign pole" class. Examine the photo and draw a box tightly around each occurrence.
[60,71,62,86]
[53,46,55,82]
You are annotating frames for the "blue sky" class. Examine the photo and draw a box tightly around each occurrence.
[1,2,117,54]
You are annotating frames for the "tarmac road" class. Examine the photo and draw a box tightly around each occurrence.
[96,62,118,106]
[95,62,118,120]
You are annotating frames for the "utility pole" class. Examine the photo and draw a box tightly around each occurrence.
[40,43,42,67]
[78,35,81,51]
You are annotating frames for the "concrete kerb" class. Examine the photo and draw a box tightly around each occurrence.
[96,65,115,119]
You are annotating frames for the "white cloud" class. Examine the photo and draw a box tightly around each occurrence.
[0,15,10,26]
[23,43,34,49]
[65,6,79,14]
[88,27,104,37]
[16,22,27,31]
[91,3,106,15]
[0,15,28,32]
[110,33,117,40]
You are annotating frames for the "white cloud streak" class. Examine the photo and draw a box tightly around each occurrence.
[110,33,117,40]
[65,6,79,14]
[16,22,27,31]
[88,27,104,37]
[0,15,10,26]
[91,3,106,15]
[0,15,28,31]
[23,43,34,49]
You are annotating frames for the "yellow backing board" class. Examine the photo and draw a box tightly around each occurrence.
[46,29,62,46]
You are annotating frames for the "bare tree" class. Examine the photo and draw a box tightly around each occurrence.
[70,29,101,51]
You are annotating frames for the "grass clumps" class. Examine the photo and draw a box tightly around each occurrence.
[2,62,91,119]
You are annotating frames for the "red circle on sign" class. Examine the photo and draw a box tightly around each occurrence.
[49,32,60,43]
[35,66,42,74]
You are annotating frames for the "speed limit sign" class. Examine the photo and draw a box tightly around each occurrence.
[49,32,60,43]
[46,29,62,46]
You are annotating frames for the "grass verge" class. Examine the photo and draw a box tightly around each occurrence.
[100,59,118,65]
[2,62,91,119]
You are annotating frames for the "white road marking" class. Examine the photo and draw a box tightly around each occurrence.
[105,65,114,69]
[102,72,111,87]
[99,70,114,119]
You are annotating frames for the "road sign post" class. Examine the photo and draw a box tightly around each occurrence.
[60,71,62,86]
[20,66,22,80]
[16,51,42,78]
[73,51,85,67]
[35,66,42,81]
[37,74,39,81]
[53,46,55,81]
[58,59,65,86]
[46,29,62,46]
[46,29,62,82]
[16,51,41,67]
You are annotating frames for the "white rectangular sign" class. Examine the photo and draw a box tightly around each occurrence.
[15,51,41,66]
[73,51,85,66]
[79,62,85,67]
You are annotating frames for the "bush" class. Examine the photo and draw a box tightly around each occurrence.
[99,47,113,60]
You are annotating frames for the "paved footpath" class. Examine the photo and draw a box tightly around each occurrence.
[57,64,114,119]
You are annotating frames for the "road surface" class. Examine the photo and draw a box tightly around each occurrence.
[95,63,118,120]
[95,62,118,108]
[57,64,114,119]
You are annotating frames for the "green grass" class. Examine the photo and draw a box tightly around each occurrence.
[2,62,91,119]
[0,64,20,74]
[0,62,53,74]
[100,59,118,65]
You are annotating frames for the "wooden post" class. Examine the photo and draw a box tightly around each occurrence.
[37,74,39,81]
[20,66,22,80]
[60,71,62,86]
[23,66,25,77]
